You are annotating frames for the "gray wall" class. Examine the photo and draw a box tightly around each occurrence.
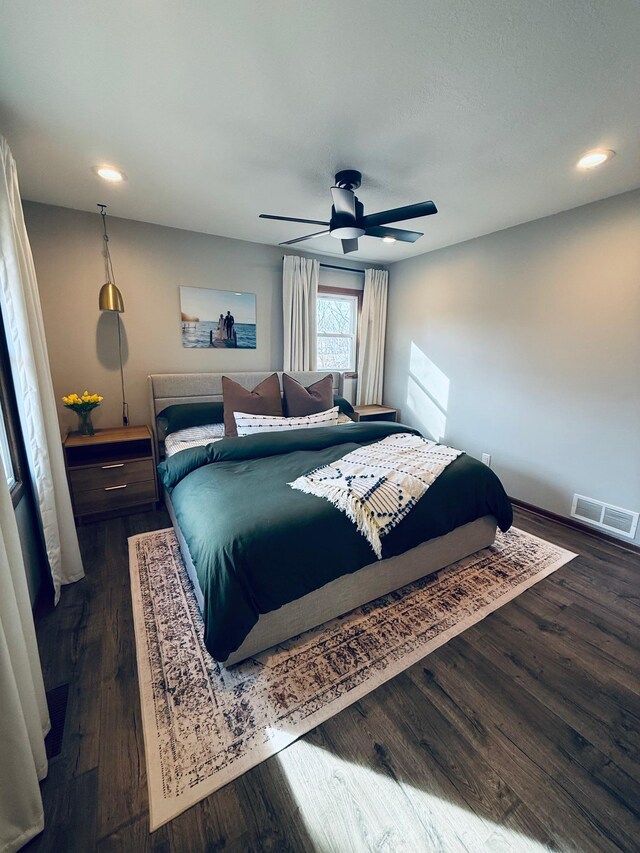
[23,202,368,432]
[384,189,640,544]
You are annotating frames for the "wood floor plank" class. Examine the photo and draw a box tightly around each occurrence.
[35,581,87,691]
[165,775,247,851]
[56,520,105,780]
[510,591,640,692]
[547,568,640,628]
[532,574,640,634]
[475,610,640,779]
[22,767,98,853]
[552,555,640,605]
[96,814,170,852]
[274,722,443,852]
[335,683,558,851]
[416,639,640,852]
[96,517,150,841]
[527,578,640,652]
[232,754,317,852]
[405,661,625,853]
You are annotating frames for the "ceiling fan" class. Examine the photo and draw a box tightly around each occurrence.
[259,169,438,254]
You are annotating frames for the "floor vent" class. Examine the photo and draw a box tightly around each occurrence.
[45,683,69,759]
[571,494,639,539]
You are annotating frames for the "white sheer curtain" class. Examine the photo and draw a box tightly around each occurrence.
[0,455,49,853]
[357,267,388,405]
[282,255,319,371]
[0,137,84,603]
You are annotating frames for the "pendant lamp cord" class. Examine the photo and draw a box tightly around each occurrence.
[98,203,129,426]
[117,312,129,427]
[98,204,117,286]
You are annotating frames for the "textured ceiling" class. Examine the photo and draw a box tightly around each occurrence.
[1,0,639,262]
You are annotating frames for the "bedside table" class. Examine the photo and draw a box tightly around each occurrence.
[63,425,158,521]
[351,405,399,423]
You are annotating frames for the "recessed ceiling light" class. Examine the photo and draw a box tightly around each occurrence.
[382,236,397,244]
[94,165,127,183]
[576,149,615,170]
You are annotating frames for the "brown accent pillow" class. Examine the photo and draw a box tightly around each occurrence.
[222,373,283,437]
[282,373,334,417]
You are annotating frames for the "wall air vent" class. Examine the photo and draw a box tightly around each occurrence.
[571,494,639,539]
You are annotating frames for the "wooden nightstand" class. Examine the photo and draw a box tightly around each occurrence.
[63,425,158,521]
[351,405,399,423]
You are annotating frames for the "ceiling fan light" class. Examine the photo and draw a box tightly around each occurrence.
[330,225,365,240]
[382,236,396,244]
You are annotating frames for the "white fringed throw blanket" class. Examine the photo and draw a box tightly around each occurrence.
[289,433,463,558]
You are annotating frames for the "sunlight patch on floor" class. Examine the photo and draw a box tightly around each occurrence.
[275,738,553,853]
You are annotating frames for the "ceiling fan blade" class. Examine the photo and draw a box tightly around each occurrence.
[331,187,356,218]
[365,225,423,243]
[341,238,359,254]
[260,214,329,226]
[279,230,330,246]
[363,200,438,228]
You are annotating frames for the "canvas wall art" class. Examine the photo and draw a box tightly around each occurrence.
[180,286,256,349]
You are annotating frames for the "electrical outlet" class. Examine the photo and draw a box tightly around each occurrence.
[481,453,491,467]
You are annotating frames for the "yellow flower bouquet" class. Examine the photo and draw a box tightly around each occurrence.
[62,391,103,436]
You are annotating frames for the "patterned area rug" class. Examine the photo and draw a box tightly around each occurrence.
[128,527,576,830]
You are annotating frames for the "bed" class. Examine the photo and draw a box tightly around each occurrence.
[149,371,513,665]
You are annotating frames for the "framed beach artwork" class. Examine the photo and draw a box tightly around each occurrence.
[180,286,257,349]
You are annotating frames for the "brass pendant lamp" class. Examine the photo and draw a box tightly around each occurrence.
[97,204,128,426]
[98,203,124,312]
[98,280,124,312]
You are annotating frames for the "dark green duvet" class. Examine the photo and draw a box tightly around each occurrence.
[158,422,512,662]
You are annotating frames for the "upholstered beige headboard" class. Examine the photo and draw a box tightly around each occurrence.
[148,371,343,455]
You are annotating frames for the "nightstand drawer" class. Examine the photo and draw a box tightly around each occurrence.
[70,459,155,493]
[73,479,157,516]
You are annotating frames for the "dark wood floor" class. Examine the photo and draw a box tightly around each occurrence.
[24,506,640,852]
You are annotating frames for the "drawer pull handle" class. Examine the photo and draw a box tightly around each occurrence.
[101,463,125,469]
[104,484,127,491]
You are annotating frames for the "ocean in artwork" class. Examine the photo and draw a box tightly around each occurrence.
[179,286,257,349]
[182,321,257,349]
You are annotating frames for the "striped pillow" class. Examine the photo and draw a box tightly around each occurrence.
[234,406,340,436]
[164,423,225,457]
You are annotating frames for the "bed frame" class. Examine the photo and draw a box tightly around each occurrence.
[148,371,497,666]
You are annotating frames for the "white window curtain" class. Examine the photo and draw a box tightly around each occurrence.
[0,136,84,602]
[0,455,49,853]
[356,267,388,405]
[283,255,319,371]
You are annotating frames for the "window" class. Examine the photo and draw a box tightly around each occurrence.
[316,291,360,372]
[0,411,15,489]
[0,311,25,503]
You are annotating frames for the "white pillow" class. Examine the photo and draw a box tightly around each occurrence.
[234,406,340,437]
[164,422,225,457]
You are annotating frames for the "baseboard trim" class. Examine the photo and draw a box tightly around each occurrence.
[510,497,640,555]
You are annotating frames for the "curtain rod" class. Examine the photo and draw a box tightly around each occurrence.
[281,255,365,274]
[319,262,365,274]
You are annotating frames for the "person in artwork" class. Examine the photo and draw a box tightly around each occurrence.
[215,313,225,341]
[224,310,235,340]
